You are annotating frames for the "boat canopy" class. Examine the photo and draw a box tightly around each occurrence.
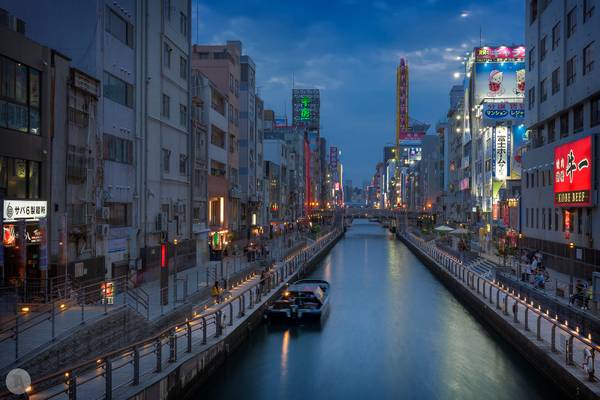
[288,284,326,304]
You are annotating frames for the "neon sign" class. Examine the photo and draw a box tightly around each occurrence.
[554,136,593,207]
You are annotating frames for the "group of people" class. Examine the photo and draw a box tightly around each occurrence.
[520,250,548,289]
[570,279,592,309]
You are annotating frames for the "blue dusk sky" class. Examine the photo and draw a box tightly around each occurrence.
[195,0,525,184]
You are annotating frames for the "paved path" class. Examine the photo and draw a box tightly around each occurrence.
[0,234,304,372]
[405,233,600,396]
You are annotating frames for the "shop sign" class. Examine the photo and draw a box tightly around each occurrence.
[329,147,338,169]
[3,224,16,247]
[564,211,571,240]
[474,46,525,63]
[554,136,593,207]
[3,200,47,222]
[493,126,510,180]
[482,102,524,120]
[25,225,42,244]
[459,178,469,190]
[474,60,526,104]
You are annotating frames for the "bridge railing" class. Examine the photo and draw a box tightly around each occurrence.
[403,232,600,383]
[11,228,342,400]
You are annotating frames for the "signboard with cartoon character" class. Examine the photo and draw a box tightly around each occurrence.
[554,136,593,207]
[474,61,526,105]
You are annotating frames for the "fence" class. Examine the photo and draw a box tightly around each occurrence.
[6,228,341,400]
[404,233,599,383]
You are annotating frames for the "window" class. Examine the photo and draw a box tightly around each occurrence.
[591,96,600,127]
[107,203,131,227]
[547,120,555,143]
[103,72,134,108]
[574,104,584,131]
[560,113,569,137]
[584,0,595,22]
[103,134,133,164]
[554,209,559,231]
[164,43,172,68]
[578,209,583,234]
[228,104,233,122]
[540,78,548,102]
[0,157,40,199]
[0,58,41,135]
[105,7,134,47]
[526,208,530,227]
[584,42,594,75]
[180,12,187,37]
[548,208,552,230]
[229,73,234,92]
[162,148,170,172]
[567,7,577,37]
[526,172,530,188]
[179,154,187,176]
[210,160,226,177]
[193,168,202,188]
[179,56,187,79]
[552,22,560,50]
[529,47,536,71]
[235,79,239,97]
[210,125,225,148]
[551,68,560,94]
[163,0,171,20]
[528,87,536,109]
[540,36,547,61]
[179,104,187,127]
[234,108,239,126]
[162,94,170,117]
[566,56,577,86]
[536,208,539,229]
[229,134,236,153]
[542,208,546,229]
[530,0,538,24]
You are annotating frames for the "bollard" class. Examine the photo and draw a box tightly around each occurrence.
[67,373,76,400]
[155,338,162,372]
[169,330,177,362]
[105,358,113,400]
[133,346,140,385]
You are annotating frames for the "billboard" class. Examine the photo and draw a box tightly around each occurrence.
[474,46,525,63]
[492,126,510,180]
[329,146,338,169]
[510,124,528,179]
[399,131,426,142]
[292,89,320,128]
[474,61,526,105]
[554,136,593,207]
[482,102,524,120]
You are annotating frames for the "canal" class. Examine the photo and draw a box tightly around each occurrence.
[199,220,558,399]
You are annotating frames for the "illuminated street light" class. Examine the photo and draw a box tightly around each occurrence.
[453,72,461,79]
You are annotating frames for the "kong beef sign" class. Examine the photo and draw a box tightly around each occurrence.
[554,136,593,207]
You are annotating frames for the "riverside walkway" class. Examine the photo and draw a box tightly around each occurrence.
[401,231,600,399]
[4,228,342,400]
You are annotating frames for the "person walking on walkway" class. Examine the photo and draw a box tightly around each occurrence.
[211,281,221,304]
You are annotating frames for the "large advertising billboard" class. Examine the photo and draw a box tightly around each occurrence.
[554,136,593,207]
[474,61,526,105]
[292,89,320,128]
[510,124,528,179]
[492,126,510,181]
[474,46,525,63]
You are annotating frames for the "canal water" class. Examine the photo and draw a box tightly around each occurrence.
[199,220,558,400]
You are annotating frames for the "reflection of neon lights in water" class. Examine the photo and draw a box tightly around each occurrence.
[281,329,290,375]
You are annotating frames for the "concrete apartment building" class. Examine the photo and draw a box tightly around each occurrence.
[523,0,600,275]
[192,41,242,239]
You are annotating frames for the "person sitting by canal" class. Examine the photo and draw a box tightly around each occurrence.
[212,281,221,304]
[570,279,587,307]
[533,270,545,289]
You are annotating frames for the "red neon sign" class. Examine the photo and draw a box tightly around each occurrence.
[161,243,167,268]
[554,136,593,207]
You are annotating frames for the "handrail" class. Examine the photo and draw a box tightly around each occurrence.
[9,227,342,399]
[403,232,600,382]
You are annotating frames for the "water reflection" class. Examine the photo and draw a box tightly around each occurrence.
[199,221,559,400]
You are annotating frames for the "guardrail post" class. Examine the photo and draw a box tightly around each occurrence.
[524,307,529,331]
[155,338,162,372]
[503,294,508,315]
[496,289,501,309]
[489,285,493,304]
[133,346,140,385]
[67,373,76,400]
[105,358,112,400]
[551,325,557,352]
[169,329,177,362]
[229,302,233,326]
[187,321,192,353]
[249,288,254,309]
[238,296,244,317]
[477,277,480,293]
[202,317,207,344]
[566,335,574,365]
[482,281,486,298]
[513,300,518,323]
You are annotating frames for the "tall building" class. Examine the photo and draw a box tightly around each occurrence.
[192,41,242,240]
[523,1,600,276]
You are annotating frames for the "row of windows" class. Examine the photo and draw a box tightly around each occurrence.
[103,71,134,108]
[161,94,188,128]
[0,56,41,135]
[229,73,239,97]
[525,207,589,235]
[163,42,188,80]
[228,104,239,126]
[525,168,552,188]
[106,6,134,48]
[530,0,595,26]
[103,134,134,164]
[161,148,188,176]
[163,0,188,38]
[528,42,595,109]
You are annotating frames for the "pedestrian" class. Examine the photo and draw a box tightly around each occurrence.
[583,347,595,381]
[211,281,220,304]
[527,256,537,283]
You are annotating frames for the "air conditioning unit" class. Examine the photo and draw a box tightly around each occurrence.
[102,207,110,220]
[156,212,167,232]
[96,224,109,237]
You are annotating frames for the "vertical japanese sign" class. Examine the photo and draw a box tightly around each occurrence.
[329,146,338,169]
[493,126,510,180]
[554,136,593,207]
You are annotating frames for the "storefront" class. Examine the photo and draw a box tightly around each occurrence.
[1,199,48,288]
[209,229,229,261]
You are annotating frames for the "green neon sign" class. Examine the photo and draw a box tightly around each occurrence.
[300,96,311,121]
